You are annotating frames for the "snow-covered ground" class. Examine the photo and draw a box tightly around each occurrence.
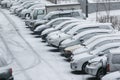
[0,8,94,80]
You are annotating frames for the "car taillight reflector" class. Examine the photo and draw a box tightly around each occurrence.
[107,64,110,72]
[9,68,12,74]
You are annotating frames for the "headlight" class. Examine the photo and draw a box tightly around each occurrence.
[89,62,100,66]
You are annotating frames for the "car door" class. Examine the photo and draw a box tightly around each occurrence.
[109,52,120,72]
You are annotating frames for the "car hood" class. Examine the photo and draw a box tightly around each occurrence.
[65,44,83,52]
[102,71,120,80]
[73,52,93,62]
[34,24,46,31]
[61,38,75,45]
[41,28,55,35]
[88,55,107,63]
[73,47,88,55]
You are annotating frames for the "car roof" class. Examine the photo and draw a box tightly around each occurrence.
[73,29,111,39]
[84,32,120,45]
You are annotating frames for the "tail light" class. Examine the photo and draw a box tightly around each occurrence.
[9,68,12,74]
[107,64,110,72]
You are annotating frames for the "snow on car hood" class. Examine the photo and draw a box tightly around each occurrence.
[102,71,120,80]
[88,55,107,63]
[65,44,82,52]
[73,52,93,61]
[41,28,55,35]
[73,46,88,55]
[61,38,75,45]
[34,24,46,31]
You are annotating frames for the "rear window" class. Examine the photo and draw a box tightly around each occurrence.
[112,54,120,64]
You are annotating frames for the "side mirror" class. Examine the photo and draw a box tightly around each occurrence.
[73,32,77,35]
[80,39,84,43]
[99,52,104,56]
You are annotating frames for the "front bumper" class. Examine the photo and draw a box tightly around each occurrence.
[85,65,98,76]
[70,62,81,71]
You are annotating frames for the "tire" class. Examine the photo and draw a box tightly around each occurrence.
[96,68,106,80]
[82,62,88,73]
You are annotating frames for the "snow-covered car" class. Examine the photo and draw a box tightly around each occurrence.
[101,48,120,80]
[10,0,34,13]
[25,7,46,29]
[63,31,118,58]
[86,47,120,79]
[1,0,12,8]
[15,2,35,15]
[86,55,108,79]
[0,56,13,80]
[59,28,114,52]
[41,19,81,40]
[34,17,78,34]
[70,42,120,72]
[26,9,85,30]
[20,3,44,19]
[47,23,114,47]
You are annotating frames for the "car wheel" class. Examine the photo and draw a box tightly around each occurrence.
[96,68,106,80]
[25,13,31,20]
[9,77,14,80]
[82,62,88,73]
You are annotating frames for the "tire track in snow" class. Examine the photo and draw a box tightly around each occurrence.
[0,9,67,80]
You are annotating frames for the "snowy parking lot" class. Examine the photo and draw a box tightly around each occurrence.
[0,9,96,80]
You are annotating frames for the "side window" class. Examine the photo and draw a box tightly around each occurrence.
[112,54,120,64]
[71,12,80,17]
[37,10,44,15]
[59,13,72,17]
[49,14,59,20]
[33,10,38,20]
[99,25,110,29]
[80,33,96,41]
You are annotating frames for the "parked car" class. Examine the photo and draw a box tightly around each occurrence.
[0,56,13,80]
[47,23,114,47]
[63,32,118,58]
[86,47,120,79]
[26,9,84,30]
[34,17,78,34]
[59,28,114,52]
[20,3,44,19]
[41,19,81,40]
[70,42,120,72]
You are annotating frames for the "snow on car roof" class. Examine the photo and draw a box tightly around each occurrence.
[54,19,80,29]
[92,42,120,55]
[44,9,82,19]
[84,32,120,45]
[73,29,111,39]
[46,17,78,25]
[110,47,120,54]
[87,35,120,49]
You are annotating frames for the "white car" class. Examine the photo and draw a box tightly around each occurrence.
[46,21,93,46]
[70,42,120,72]
[34,17,78,34]
[41,19,81,40]
[102,48,120,80]
[59,28,113,51]
[47,23,114,47]
[86,47,120,79]
[20,3,45,19]
[27,9,84,30]
[63,32,119,57]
